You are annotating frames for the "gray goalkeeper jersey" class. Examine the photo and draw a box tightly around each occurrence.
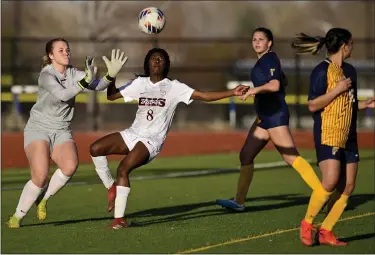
[27,64,109,131]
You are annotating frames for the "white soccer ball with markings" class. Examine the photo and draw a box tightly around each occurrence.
[138,7,166,35]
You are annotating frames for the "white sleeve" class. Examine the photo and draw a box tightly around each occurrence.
[119,78,142,102]
[173,80,195,105]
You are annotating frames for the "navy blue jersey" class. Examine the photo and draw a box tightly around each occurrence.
[309,59,358,150]
[250,51,288,117]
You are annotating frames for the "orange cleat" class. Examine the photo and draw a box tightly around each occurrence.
[108,218,129,229]
[107,183,116,212]
[318,228,347,246]
[300,219,315,246]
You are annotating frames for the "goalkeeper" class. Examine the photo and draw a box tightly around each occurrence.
[8,38,127,228]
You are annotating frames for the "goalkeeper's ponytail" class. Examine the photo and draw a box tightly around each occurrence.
[41,55,51,69]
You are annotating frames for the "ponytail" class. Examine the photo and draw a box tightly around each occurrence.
[41,55,51,69]
[291,33,326,55]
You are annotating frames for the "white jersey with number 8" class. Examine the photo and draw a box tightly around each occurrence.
[119,76,194,146]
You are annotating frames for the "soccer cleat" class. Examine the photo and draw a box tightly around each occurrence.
[36,199,47,220]
[300,219,315,246]
[108,218,129,229]
[318,228,347,246]
[216,198,245,212]
[107,183,116,212]
[8,215,21,228]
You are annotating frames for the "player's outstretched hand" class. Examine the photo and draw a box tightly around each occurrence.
[239,87,257,100]
[233,85,249,97]
[102,49,128,78]
[83,56,98,83]
[364,96,375,109]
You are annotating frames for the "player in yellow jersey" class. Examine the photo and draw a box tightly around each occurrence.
[292,28,375,246]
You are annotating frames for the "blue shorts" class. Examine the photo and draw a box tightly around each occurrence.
[257,112,289,130]
[315,143,360,165]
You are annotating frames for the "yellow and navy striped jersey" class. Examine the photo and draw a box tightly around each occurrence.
[308,59,358,149]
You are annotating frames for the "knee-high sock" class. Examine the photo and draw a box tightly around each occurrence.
[43,169,71,200]
[235,165,254,205]
[304,187,333,224]
[292,156,322,191]
[321,194,349,231]
[14,180,43,218]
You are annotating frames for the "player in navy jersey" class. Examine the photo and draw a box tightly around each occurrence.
[292,28,375,246]
[216,27,324,212]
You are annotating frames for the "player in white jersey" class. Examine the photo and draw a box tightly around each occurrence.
[89,48,249,229]
[8,38,127,228]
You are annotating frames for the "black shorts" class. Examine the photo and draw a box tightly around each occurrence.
[257,111,289,130]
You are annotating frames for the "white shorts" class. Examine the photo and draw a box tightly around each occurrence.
[119,129,162,163]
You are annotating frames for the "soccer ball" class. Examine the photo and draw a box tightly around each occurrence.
[138,7,166,35]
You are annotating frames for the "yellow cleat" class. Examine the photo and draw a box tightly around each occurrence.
[8,216,21,228]
[37,199,47,220]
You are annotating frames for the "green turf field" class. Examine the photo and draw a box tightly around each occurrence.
[2,149,374,254]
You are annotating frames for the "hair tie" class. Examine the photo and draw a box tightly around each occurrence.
[316,36,326,43]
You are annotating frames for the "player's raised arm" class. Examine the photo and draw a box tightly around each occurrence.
[39,72,84,102]
[39,51,101,102]
[106,80,122,101]
[85,49,128,91]
[107,78,142,102]
[190,85,249,102]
